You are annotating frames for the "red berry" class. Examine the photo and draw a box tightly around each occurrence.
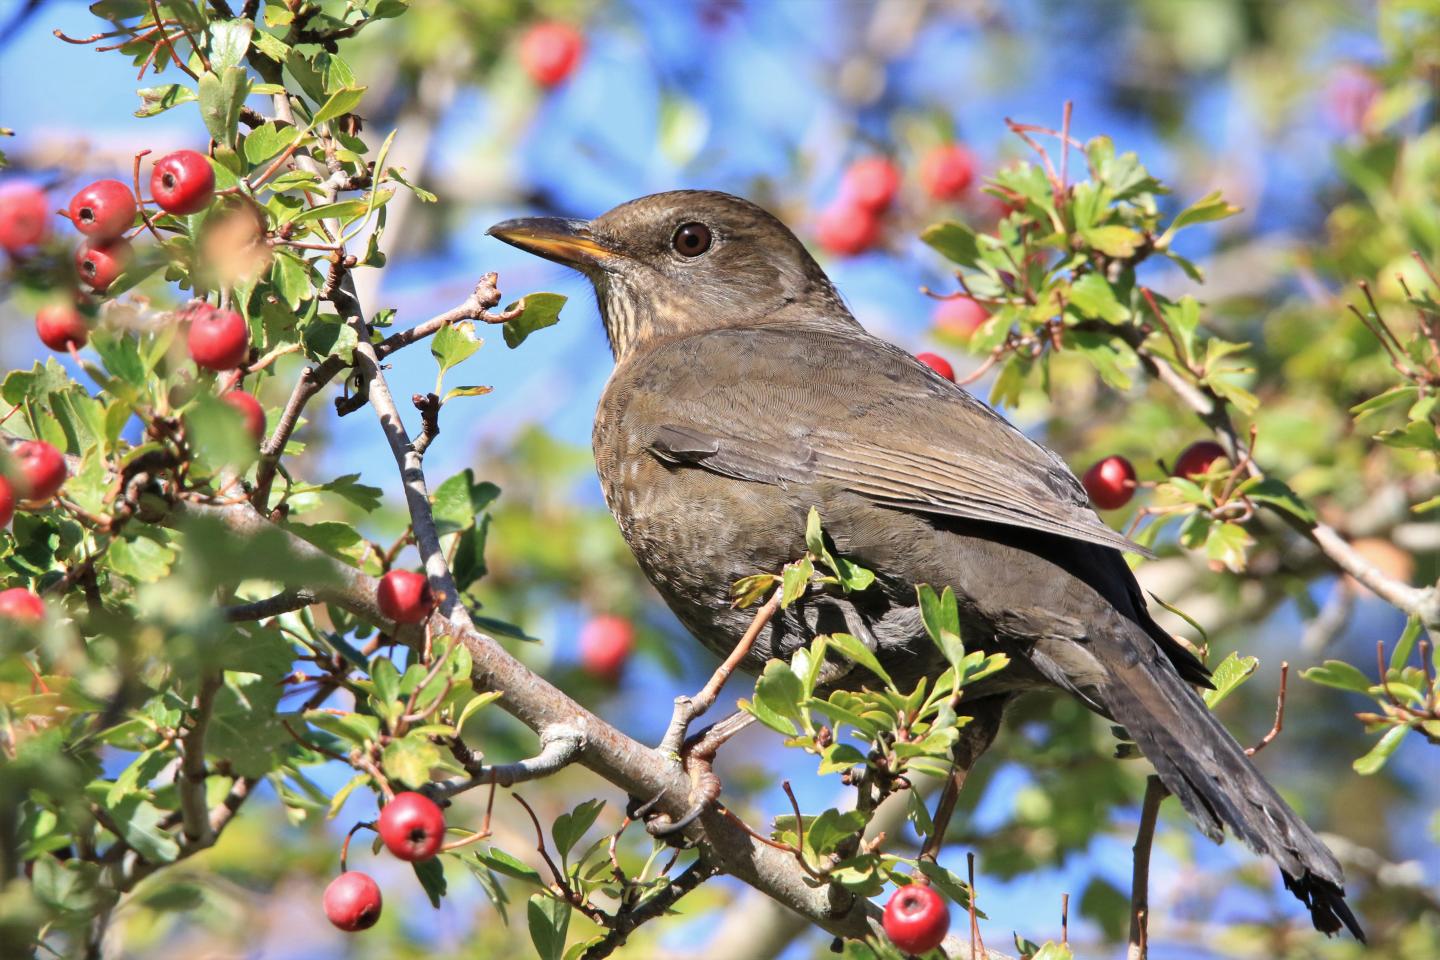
[1082,455,1137,510]
[919,144,976,201]
[1173,441,1229,480]
[75,239,132,293]
[13,440,67,502]
[377,792,446,862]
[376,570,433,624]
[580,614,634,680]
[0,182,50,252]
[915,352,955,382]
[68,179,136,241]
[0,587,45,623]
[520,21,585,87]
[840,157,901,213]
[323,871,382,932]
[0,476,13,527]
[223,391,266,443]
[932,296,988,340]
[150,150,216,215]
[187,308,250,372]
[883,883,950,955]
[815,201,880,257]
[36,303,89,351]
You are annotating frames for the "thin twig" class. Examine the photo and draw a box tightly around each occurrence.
[1246,662,1289,757]
[1127,776,1167,960]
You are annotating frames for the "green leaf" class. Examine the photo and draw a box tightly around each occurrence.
[1391,617,1422,672]
[31,855,101,914]
[1080,225,1143,258]
[917,585,964,668]
[528,894,571,960]
[431,469,500,537]
[431,320,482,374]
[412,856,447,908]
[1066,273,1128,324]
[478,846,543,884]
[502,293,567,348]
[207,19,254,73]
[551,799,605,862]
[101,794,180,864]
[135,83,196,118]
[1201,652,1258,709]
[1203,520,1252,573]
[750,659,804,734]
[1301,660,1372,695]
[781,556,814,607]
[312,86,367,125]
[441,384,493,404]
[198,66,251,148]
[382,735,442,788]
[244,122,301,167]
[1353,723,1410,775]
[1158,190,1241,247]
[301,315,357,361]
[1238,478,1316,524]
[921,221,981,267]
[828,632,893,688]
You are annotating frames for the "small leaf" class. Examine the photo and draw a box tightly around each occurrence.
[412,856,447,908]
[198,66,251,148]
[502,293,567,348]
[312,86,367,125]
[431,319,482,374]
[781,556,814,607]
[1300,660,1372,694]
[478,847,542,884]
[431,469,500,537]
[921,221,981,267]
[1080,225,1143,258]
[828,632,893,688]
[1352,723,1410,775]
[551,799,606,862]
[528,894,571,960]
[1201,652,1258,709]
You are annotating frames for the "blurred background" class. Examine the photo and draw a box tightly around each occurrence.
[1,0,1436,957]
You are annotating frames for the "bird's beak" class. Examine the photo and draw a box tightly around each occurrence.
[486,217,618,271]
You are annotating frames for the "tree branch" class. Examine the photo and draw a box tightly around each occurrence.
[1127,775,1167,960]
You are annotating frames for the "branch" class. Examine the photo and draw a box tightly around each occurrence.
[222,589,317,622]
[581,856,722,959]
[1127,776,1167,960]
[1109,321,1440,633]
[164,498,993,953]
[177,672,222,843]
[433,723,585,795]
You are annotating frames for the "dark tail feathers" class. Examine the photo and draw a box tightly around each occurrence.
[1095,615,1364,941]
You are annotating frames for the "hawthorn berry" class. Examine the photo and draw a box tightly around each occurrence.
[1173,440,1228,480]
[815,201,880,257]
[915,351,955,382]
[520,21,584,87]
[377,792,446,862]
[840,157,901,213]
[68,179,136,241]
[376,570,433,623]
[222,392,266,443]
[0,476,13,527]
[0,587,45,623]
[0,182,50,252]
[932,295,987,340]
[323,871,382,931]
[187,307,250,372]
[150,150,216,215]
[883,882,950,956]
[1082,455,1137,510]
[919,143,976,201]
[13,440,67,502]
[75,239,132,293]
[580,614,635,680]
[36,303,89,351]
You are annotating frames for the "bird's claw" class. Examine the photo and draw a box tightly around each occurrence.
[645,765,721,838]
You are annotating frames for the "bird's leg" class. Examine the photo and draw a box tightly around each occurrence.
[918,701,1006,864]
[646,594,780,838]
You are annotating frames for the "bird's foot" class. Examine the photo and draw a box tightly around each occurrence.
[639,712,756,839]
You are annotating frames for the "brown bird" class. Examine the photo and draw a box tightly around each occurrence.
[488,190,1363,939]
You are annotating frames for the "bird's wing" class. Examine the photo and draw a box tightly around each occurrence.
[629,325,1151,558]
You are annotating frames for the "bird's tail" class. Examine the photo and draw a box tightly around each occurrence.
[1094,614,1364,940]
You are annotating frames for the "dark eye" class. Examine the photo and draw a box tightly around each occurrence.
[672,222,712,257]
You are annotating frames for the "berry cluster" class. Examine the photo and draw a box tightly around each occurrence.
[323,791,448,932]
[817,145,978,258]
[1080,440,1231,511]
[0,438,71,626]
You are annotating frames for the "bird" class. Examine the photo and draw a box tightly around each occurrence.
[488,189,1363,940]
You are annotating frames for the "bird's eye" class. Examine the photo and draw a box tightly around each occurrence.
[672,222,712,257]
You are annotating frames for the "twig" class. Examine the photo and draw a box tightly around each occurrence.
[1127,776,1167,960]
[580,856,721,959]
[430,724,585,796]
[177,672,222,843]
[657,591,781,757]
[1246,662,1288,757]
[222,589,317,622]
[967,851,985,958]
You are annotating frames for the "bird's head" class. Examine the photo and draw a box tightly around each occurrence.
[487,190,852,360]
